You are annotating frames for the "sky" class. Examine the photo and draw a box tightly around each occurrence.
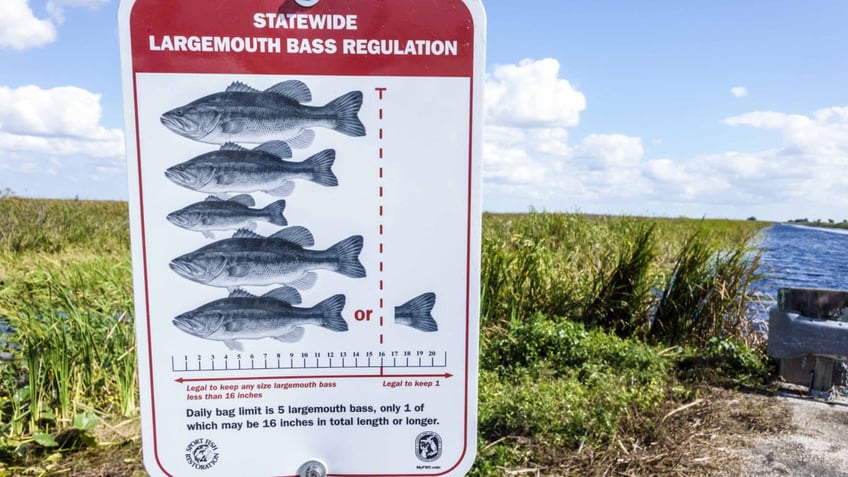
[1,0,847,221]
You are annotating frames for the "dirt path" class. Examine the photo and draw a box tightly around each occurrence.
[735,388,848,476]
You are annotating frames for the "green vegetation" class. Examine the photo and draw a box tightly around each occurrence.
[473,212,771,474]
[0,198,775,475]
[0,198,133,467]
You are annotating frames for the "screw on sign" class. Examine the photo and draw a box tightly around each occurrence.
[119,0,484,475]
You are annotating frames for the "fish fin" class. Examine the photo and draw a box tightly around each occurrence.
[223,340,244,351]
[228,194,255,207]
[265,80,312,103]
[303,149,338,187]
[394,293,438,332]
[201,231,216,239]
[274,327,305,343]
[220,142,249,152]
[262,286,302,305]
[267,181,295,197]
[226,81,261,94]
[215,192,231,200]
[269,226,314,247]
[226,286,237,294]
[229,288,258,299]
[262,200,287,226]
[326,91,366,137]
[244,222,257,233]
[315,295,348,332]
[286,129,315,149]
[204,195,224,202]
[328,235,366,278]
[253,140,292,159]
[232,228,264,239]
[288,272,317,291]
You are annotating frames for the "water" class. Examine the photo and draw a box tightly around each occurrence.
[757,223,848,303]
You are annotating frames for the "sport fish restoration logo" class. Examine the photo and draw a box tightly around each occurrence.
[415,431,442,463]
[185,438,219,470]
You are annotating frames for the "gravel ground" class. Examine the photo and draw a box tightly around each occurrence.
[734,387,848,477]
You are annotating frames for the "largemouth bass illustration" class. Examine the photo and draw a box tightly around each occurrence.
[172,286,348,351]
[164,141,337,197]
[394,293,438,332]
[166,195,287,238]
[160,80,365,147]
[169,226,366,290]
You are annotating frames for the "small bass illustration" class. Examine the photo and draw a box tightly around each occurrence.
[160,80,365,147]
[164,141,337,197]
[166,195,287,238]
[169,226,366,290]
[172,286,348,351]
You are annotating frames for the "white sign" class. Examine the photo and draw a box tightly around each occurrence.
[119,0,485,476]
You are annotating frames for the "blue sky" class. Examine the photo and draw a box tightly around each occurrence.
[2,0,847,221]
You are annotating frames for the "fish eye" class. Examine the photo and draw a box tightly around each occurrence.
[174,110,184,117]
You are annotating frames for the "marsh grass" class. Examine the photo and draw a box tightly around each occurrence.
[0,198,773,474]
[0,197,133,450]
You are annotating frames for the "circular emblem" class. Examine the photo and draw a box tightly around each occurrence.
[185,438,219,470]
[414,432,443,462]
[294,0,320,7]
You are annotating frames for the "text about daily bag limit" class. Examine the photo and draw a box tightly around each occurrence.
[186,401,439,432]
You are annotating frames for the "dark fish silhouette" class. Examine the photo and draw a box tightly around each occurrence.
[172,287,348,350]
[160,80,365,147]
[169,226,366,290]
[166,195,287,238]
[164,141,337,197]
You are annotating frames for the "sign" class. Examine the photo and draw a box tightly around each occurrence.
[118,0,485,475]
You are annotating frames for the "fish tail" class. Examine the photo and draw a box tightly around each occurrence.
[316,294,348,331]
[395,293,438,332]
[327,91,366,137]
[262,200,288,226]
[328,235,366,278]
[304,149,338,187]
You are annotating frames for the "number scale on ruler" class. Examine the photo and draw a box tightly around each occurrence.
[172,351,448,373]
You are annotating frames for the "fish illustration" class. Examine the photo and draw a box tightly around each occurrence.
[166,195,287,238]
[160,80,366,147]
[164,141,337,197]
[172,286,348,351]
[169,226,366,290]
[394,293,438,332]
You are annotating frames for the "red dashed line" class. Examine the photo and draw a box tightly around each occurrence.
[376,87,387,346]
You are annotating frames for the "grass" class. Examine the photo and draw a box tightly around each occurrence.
[0,198,777,475]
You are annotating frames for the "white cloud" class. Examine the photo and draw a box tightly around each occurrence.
[0,85,125,162]
[46,0,109,23]
[481,60,848,218]
[724,107,848,156]
[485,58,586,128]
[0,0,109,50]
[0,0,57,50]
[731,86,748,98]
